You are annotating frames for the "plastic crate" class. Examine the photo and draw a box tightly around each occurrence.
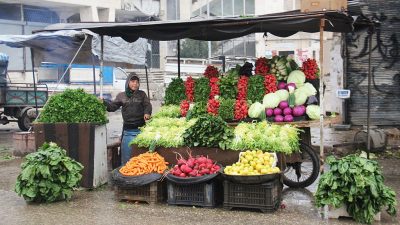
[223,178,282,213]
[167,180,221,207]
[115,181,165,204]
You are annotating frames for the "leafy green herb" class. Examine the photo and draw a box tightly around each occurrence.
[219,73,238,100]
[183,115,233,149]
[315,155,397,224]
[194,77,210,102]
[218,98,235,121]
[186,101,207,119]
[164,78,186,105]
[14,142,83,203]
[37,89,107,124]
[246,75,265,104]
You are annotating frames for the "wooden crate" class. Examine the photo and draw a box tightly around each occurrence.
[301,0,347,12]
[115,181,165,204]
[34,123,108,188]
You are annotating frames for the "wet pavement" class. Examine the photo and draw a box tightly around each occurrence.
[0,111,399,225]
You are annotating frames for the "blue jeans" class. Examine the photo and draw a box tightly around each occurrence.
[121,129,140,165]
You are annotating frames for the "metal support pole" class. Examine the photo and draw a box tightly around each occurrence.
[145,65,150,98]
[30,48,38,117]
[91,54,97,95]
[366,25,374,160]
[319,18,325,173]
[207,0,212,64]
[100,35,104,99]
[177,39,181,78]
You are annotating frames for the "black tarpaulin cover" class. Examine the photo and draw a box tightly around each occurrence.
[40,10,354,42]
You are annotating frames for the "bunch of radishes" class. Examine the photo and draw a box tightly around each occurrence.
[207,99,220,116]
[301,59,319,80]
[180,100,190,117]
[185,76,195,102]
[209,77,220,99]
[170,153,221,178]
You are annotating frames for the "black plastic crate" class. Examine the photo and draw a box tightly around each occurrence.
[167,180,221,207]
[223,178,282,213]
[115,181,165,204]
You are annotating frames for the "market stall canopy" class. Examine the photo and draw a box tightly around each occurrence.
[40,10,355,42]
[0,30,148,66]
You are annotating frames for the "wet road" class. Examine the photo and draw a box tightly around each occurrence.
[0,111,399,225]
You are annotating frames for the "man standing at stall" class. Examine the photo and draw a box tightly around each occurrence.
[103,74,152,165]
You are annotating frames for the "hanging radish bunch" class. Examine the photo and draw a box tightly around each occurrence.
[234,99,248,120]
[301,58,320,80]
[209,77,220,99]
[207,99,220,116]
[255,57,270,76]
[264,74,278,94]
[185,76,195,102]
[203,65,220,79]
[180,100,190,117]
[170,153,221,178]
[237,76,249,101]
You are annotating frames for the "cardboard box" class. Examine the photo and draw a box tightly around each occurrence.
[301,0,347,12]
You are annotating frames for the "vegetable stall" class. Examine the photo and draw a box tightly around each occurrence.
[33,9,398,222]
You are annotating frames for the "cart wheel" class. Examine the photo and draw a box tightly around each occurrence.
[283,142,320,188]
[18,111,32,131]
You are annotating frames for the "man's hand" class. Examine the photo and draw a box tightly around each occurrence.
[144,114,151,120]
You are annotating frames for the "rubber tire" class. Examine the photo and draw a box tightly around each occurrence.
[18,111,32,131]
[283,142,320,188]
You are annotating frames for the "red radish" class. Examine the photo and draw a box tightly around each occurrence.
[179,173,186,177]
[206,158,213,164]
[197,156,207,164]
[274,108,282,116]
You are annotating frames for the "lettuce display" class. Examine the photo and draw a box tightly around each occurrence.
[131,118,196,148]
[153,105,180,118]
[228,122,300,154]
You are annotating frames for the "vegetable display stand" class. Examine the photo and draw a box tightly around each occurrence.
[223,177,282,213]
[115,181,166,204]
[33,123,108,188]
[167,179,222,208]
[133,145,286,170]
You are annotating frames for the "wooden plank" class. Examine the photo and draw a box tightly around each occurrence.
[54,123,69,153]
[33,123,45,149]
[68,123,80,162]
[228,115,341,128]
[78,123,93,188]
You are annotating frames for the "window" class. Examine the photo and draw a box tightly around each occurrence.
[0,4,21,21]
[279,51,295,57]
[167,0,180,20]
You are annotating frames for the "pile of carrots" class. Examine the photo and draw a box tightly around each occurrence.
[119,152,169,176]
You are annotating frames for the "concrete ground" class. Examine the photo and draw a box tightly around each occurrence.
[0,106,399,225]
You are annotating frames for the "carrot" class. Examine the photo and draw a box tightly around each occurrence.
[119,152,169,176]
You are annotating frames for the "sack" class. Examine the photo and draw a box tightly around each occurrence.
[112,166,162,188]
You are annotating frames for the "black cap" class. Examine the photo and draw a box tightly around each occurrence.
[130,75,140,82]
